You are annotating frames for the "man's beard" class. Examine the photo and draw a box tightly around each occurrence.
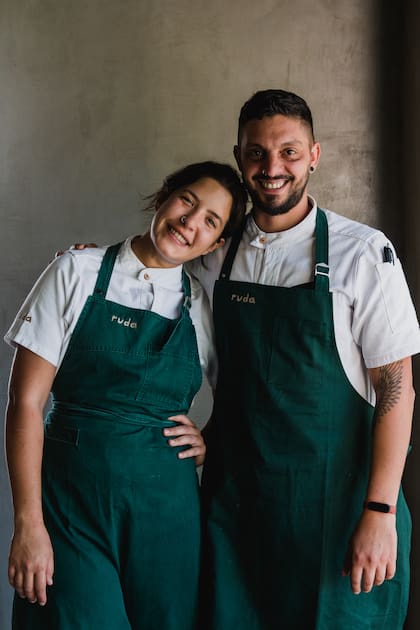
[247,173,309,216]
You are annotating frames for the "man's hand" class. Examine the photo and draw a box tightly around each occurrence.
[164,415,206,466]
[342,509,397,594]
[54,243,98,258]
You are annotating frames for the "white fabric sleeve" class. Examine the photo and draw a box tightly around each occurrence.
[4,252,82,367]
[351,237,420,368]
[189,274,218,389]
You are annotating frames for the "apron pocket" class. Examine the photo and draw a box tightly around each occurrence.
[136,349,197,409]
[45,423,80,446]
[268,316,331,392]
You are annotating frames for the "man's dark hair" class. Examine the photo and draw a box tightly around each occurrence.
[237,89,314,143]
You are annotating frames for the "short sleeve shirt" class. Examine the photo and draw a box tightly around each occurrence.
[187,198,420,403]
[5,237,214,376]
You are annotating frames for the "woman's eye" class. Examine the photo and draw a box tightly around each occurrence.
[207,217,216,228]
[181,195,193,206]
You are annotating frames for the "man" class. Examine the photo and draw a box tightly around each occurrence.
[188,89,420,629]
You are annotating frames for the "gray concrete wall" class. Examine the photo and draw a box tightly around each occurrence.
[0,0,395,625]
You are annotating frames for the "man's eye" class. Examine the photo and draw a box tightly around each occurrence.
[247,149,263,159]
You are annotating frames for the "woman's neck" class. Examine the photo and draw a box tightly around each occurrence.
[131,233,179,269]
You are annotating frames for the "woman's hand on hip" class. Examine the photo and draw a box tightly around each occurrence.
[164,415,206,466]
[8,522,54,606]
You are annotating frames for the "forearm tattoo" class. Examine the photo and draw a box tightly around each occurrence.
[375,360,403,418]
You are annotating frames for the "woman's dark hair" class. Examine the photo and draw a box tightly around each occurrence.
[146,161,248,239]
[237,89,315,143]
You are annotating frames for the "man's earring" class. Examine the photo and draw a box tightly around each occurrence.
[309,166,315,173]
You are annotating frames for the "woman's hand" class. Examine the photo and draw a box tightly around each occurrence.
[9,522,54,606]
[164,415,206,466]
[6,348,57,605]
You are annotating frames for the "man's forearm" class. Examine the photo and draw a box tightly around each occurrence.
[366,357,415,506]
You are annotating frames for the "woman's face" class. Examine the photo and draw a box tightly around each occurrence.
[150,177,232,267]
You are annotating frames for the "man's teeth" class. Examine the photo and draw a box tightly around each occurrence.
[260,180,288,190]
[169,226,189,245]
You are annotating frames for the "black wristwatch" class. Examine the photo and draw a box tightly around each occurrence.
[364,501,396,514]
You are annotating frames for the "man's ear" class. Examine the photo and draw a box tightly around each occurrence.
[310,142,321,171]
[203,237,225,256]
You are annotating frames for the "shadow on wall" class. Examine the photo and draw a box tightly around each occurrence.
[376,2,420,630]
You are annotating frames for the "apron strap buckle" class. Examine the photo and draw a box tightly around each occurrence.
[314,262,330,278]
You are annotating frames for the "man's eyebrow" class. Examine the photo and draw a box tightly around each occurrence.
[245,138,304,147]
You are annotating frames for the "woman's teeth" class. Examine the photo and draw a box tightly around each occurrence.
[169,226,189,245]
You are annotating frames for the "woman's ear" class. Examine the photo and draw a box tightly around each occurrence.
[203,237,225,256]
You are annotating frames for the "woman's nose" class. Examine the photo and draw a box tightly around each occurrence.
[180,211,199,230]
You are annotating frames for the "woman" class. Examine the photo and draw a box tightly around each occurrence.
[5,161,247,630]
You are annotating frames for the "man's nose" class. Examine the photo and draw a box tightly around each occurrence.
[262,154,283,177]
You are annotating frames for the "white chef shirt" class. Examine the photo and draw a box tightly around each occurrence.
[5,236,216,378]
[187,197,420,404]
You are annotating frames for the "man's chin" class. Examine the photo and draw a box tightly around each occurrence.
[251,196,293,216]
[250,184,308,217]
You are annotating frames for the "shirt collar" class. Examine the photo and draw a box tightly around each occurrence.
[117,236,183,290]
[246,196,318,248]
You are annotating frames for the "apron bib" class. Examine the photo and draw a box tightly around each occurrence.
[13,243,203,630]
[200,210,411,630]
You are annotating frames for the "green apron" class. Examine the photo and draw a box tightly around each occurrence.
[200,210,411,629]
[13,243,203,630]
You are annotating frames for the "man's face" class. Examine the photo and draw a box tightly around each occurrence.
[234,114,320,217]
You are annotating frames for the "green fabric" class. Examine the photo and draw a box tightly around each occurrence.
[13,243,203,630]
[200,210,411,630]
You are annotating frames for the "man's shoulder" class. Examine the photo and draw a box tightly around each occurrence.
[322,208,386,248]
[186,238,231,280]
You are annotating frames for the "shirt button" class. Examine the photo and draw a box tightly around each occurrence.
[143,273,150,281]
[259,236,266,244]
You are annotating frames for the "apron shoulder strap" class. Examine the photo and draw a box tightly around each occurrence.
[218,208,330,291]
[181,269,193,312]
[219,214,249,280]
[93,242,124,298]
[314,208,330,292]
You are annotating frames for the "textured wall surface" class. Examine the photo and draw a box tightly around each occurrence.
[0,0,384,625]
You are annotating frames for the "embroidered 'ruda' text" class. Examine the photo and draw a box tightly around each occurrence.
[231,293,256,304]
[111,315,138,329]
